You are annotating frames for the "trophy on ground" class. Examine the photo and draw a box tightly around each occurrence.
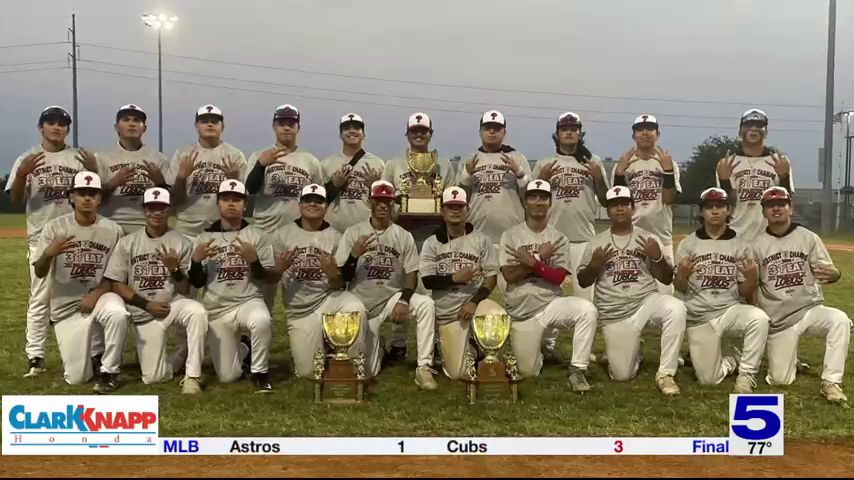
[399,149,442,214]
[463,300,521,403]
[313,311,367,403]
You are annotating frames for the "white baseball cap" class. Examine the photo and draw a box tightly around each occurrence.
[273,104,300,122]
[300,183,328,201]
[143,187,171,206]
[632,114,658,130]
[72,171,102,190]
[480,110,506,127]
[740,108,768,126]
[116,104,147,122]
[526,179,551,195]
[196,104,223,121]
[760,186,790,205]
[605,186,633,202]
[407,112,432,130]
[340,112,365,128]
[217,179,247,197]
[370,180,396,199]
[442,186,467,206]
[556,111,582,128]
[699,187,728,205]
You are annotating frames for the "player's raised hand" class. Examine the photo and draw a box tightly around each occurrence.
[582,160,605,181]
[258,146,289,167]
[505,245,537,268]
[350,233,377,258]
[636,235,663,262]
[16,151,45,179]
[145,302,171,319]
[766,152,791,177]
[156,246,181,272]
[140,160,167,187]
[538,159,558,180]
[108,166,137,189]
[676,254,696,280]
[737,256,759,285]
[223,157,242,180]
[234,237,258,263]
[500,152,523,177]
[177,150,199,180]
[452,265,482,284]
[192,239,215,262]
[653,146,674,170]
[538,238,567,262]
[275,248,298,273]
[589,244,613,271]
[75,148,98,172]
[614,148,638,175]
[45,234,76,258]
[813,264,841,284]
[331,164,353,188]
[716,150,740,180]
[465,154,480,175]
[318,252,339,278]
[360,164,382,187]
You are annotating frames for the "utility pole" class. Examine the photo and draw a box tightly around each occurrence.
[821,0,836,233]
[67,13,79,147]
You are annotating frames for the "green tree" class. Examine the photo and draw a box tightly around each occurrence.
[679,135,776,204]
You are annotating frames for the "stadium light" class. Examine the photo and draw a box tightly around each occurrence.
[141,13,178,153]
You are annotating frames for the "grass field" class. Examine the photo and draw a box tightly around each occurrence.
[0,214,852,441]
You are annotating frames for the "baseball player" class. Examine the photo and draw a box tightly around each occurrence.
[171,104,247,238]
[270,184,370,378]
[322,113,384,233]
[458,110,533,245]
[499,180,598,392]
[188,179,275,392]
[673,187,769,393]
[611,114,681,294]
[382,112,457,194]
[103,187,208,394]
[752,187,850,404]
[577,186,686,396]
[6,106,98,378]
[336,180,437,389]
[30,172,127,391]
[99,104,171,234]
[716,109,795,241]
[420,186,498,380]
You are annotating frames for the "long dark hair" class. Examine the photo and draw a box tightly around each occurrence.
[552,130,593,163]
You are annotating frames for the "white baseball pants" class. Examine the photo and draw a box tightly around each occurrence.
[206,298,272,383]
[25,235,51,360]
[687,304,769,385]
[367,292,435,376]
[131,298,208,384]
[542,241,593,352]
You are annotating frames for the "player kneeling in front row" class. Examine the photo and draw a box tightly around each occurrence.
[500,180,598,392]
[420,187,498,380]
[31,172,127,391]
[337,180,437,388]
[577,186,686,396]
[673,188,769,393]
[189,179,275,392]
[103,187,208,394]
[270,184,370,378]
[754,187,851,404]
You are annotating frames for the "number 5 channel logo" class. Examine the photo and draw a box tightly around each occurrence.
[728,394,784,456]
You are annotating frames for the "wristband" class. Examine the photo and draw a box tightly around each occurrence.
[170,269,186,282]
[400,288,415,303]
[662,171,676,189]
[130,294,150,311]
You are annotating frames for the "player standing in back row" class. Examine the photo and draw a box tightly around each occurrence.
[612,114,681,294]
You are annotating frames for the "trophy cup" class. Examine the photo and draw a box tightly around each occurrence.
[399,149,441,214]
[312,312,367,403]
[463,300,521,403]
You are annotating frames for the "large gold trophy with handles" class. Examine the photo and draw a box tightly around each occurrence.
[463,300,521,403]
[313,311,367,403]
[399,149,442,214]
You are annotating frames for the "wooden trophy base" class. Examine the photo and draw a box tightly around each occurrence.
[313,353,366,404]
[463,351,521,404]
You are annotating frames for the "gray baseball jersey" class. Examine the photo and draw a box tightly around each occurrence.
[98,144,171,232]
[5,146,84,238]
[716,154,795,241]
[322,151,385,233]
[104,228,193,323]
[381,150,457,193]
[611,156,682,246]
[458,150,532,243]
[675,228,750,327]
[33,213,123,323]
[578,227,661,324]
[752,224,831,334]
[272,221,343,319]
[246,147,324,232]
[336,220,419,318]
[420,225,498,324]
[170,142,247,236]
[195,222,275,318]
[533,153,607,242]
[499,222,571,321]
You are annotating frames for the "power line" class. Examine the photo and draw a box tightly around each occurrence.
[0,66,68,75]
[0,60,67,68]
[78,58,825,124]
[0,41,68,49]
[80,42,825,109]
[77,67,822,133]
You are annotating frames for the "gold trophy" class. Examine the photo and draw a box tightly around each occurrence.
[463,300,520,403]
[313,311,367,403]
[400,149,441,214]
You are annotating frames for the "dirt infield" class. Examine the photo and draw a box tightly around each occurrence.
[0,227,26,238]
[1,442,852,478]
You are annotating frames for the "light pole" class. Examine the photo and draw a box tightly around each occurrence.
[141,13,178,153]
[833,110,854,227]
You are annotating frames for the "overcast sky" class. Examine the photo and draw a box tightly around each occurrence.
[2,0,854,187]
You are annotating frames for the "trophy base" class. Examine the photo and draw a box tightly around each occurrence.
[313,354,367,404]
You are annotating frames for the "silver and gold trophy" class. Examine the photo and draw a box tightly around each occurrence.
[463,299,520,403]
[399,149,442,213]
[313,311,367,403]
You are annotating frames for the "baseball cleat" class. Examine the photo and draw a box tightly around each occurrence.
[93,373,119,394]
[239,336,252,374]
[733,373,757,394]
[656,375,680,396]
[568,366,592,393]
[383,346,407,365]
[820,381,848,404]
[251,372,273,393]
[181,376,203,395]
[23,357,46,378]
[415,366,438,390]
